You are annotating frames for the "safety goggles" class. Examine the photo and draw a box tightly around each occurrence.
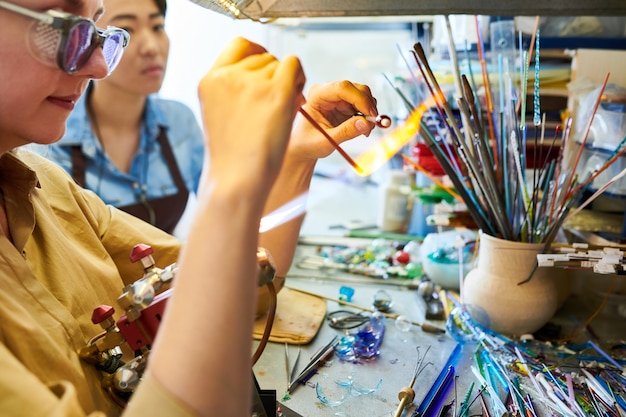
[0,1,129,75]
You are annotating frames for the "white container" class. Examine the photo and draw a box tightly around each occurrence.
[377,170,412,232]
[462,232,562,335]
[419,229,477,289]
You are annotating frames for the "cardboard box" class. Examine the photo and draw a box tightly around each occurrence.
[570,48,626,89]
[568,48,626,114]
[567,49,626,213]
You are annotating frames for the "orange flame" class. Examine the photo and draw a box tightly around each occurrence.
[353,95,438,177]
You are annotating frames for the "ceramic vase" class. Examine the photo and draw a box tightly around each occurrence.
[461,232,560,336]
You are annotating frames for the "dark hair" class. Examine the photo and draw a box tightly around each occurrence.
[155,0,167,16]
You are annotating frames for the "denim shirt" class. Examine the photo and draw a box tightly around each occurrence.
[32,89,205,209]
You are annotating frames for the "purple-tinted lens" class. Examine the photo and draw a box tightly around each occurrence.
[101,30,126,74]
[63,21,96,73]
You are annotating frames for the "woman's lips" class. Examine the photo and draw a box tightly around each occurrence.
[47,95,78,111]
[142,65,164,76]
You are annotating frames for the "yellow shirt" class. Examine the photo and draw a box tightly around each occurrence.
[0,150,195,416]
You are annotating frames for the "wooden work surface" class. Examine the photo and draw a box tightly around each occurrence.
[253,287,327,345]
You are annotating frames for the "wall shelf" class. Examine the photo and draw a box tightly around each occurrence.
[240,0,626,19]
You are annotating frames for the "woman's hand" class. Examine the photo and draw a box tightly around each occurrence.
[198,37,307,197]
[288,80,379,162]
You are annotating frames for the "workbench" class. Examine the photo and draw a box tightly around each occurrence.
[253,243,465,417]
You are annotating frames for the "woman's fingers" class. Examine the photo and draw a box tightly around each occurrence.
[210,37,268,69]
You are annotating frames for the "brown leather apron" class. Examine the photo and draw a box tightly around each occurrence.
[71,128,189,234]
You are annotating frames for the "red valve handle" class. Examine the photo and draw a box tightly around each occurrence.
[130,243,154,263]
[91,304,115,324]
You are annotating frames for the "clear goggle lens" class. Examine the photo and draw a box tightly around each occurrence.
[28,20,128,75]
[99,29,127,73]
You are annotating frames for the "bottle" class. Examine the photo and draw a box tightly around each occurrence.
[378,170,412,232]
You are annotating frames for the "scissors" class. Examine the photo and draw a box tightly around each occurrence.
[326,310,371,329]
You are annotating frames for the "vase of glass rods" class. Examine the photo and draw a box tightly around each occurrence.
[461,231,563,336]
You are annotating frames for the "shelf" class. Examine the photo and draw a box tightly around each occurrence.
[234,0,626,20]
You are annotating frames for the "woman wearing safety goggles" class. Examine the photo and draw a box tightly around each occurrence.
[34,0,206,240]
[0,0,379,416]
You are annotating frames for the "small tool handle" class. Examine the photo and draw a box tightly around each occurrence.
[394,387,415,417]
[421,322,446,335]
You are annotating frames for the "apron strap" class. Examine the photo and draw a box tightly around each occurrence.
[69,127,190,234]
[156,127,187,192]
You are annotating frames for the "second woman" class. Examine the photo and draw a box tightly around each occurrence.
[35,0,205,239]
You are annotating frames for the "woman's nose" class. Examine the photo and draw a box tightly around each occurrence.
[78,47,110,79]
[137,30,161,56]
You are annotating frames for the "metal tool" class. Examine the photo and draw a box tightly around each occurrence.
[354,112,392,128]
[394,346,433,417]
[297,255,389,279]
[326,310,371,329]
[394,359,419,416]
[284,343,301,390]
[287,336,339,394]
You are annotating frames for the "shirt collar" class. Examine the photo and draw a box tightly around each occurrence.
[59,84,170,150]
[0,151,41,195]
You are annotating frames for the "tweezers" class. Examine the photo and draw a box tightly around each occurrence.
[285,343,301,389]
[287,336,339,394]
